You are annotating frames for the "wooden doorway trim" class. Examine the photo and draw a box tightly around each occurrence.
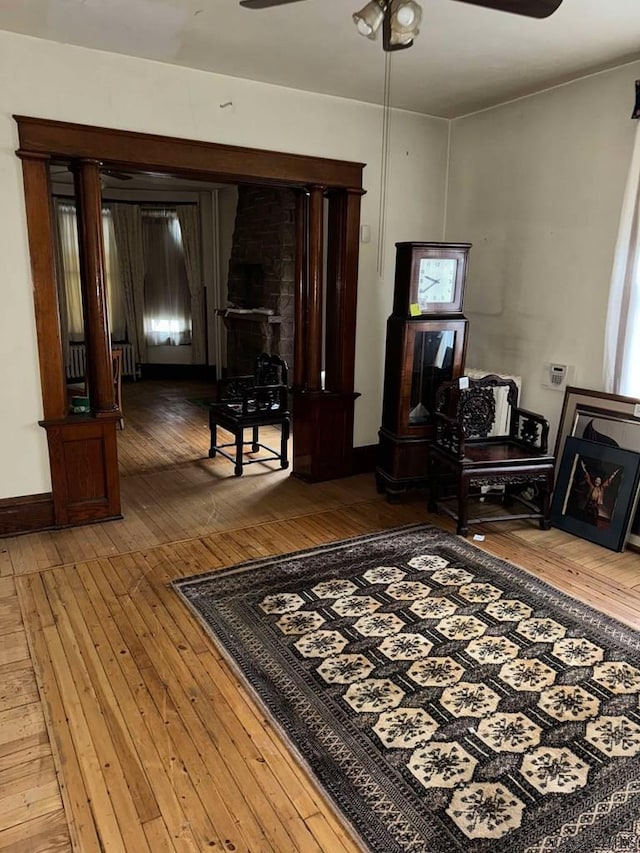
[15,116,364,527]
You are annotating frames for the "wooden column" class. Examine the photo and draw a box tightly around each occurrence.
[293,185,363,483]
[325,188,363,394]
[17,151,67,420]
[18,150,121,527]
[72,158,117,414]
[306,185,325,391]
[293,190,308,390]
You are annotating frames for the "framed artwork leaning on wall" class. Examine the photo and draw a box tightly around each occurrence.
[551,436,640,551]
[555,387,640,550]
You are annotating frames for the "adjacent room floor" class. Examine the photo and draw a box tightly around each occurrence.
[2,381,640,852]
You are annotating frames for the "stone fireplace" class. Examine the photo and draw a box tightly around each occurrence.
[224,185,295,376]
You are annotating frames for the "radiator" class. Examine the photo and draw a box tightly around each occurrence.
[66,343,137,380]
[66,343,86,380]
[118,344,136,379]
[465,368,522,437]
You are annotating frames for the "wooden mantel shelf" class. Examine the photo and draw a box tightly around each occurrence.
[216,309,282,324]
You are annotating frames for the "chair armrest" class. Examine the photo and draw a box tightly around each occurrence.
[511,406,550,453]
[434,412,465,459]
[216,375,255,402]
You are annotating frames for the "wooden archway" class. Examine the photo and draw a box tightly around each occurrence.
[15,116,364,527]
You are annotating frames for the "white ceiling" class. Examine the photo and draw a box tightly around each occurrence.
[1,0,639,117]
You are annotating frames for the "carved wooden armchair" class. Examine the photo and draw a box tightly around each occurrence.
[208,353,290,476]
[428,374,554,536]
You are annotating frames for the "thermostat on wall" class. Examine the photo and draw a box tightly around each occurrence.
[542,363,575,391]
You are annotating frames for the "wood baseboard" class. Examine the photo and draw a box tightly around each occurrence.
[0,492,55,537]
[352,444,377,475]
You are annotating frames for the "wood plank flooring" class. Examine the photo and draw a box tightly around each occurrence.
[2,378,640,851]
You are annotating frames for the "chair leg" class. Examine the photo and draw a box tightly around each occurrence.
[252,426,259,453]
[539,475,553,530]
[428,455,439,513]
[208,415,217,458]
[234,429,244,477]
[457,476,470,537]
[281,419,290,469]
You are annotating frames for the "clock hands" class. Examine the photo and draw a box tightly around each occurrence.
[420,276,441,292]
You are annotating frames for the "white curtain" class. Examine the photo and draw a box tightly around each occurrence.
[54,201,127,344]
[176,205,206,364]
[55,201,85,341]
[141,209,192,347]
[111,203,146,364]
[604,122,640,397]
[102,209,126,341]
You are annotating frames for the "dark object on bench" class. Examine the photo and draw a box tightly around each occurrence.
[428,374,554,536]
[208,353,290,476]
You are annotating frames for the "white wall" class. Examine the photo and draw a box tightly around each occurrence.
[0,29,448,499]
[446,62,640,441]
[145,346,193,365]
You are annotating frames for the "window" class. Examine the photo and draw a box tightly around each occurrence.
[604,123,640,398]
[141,209,192,347]
[55,202,127,341]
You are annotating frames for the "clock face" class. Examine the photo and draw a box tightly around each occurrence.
[417,258,458,310]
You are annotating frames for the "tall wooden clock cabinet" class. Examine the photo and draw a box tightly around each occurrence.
[376,242,471,498]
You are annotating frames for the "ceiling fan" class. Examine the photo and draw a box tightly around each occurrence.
[50,166,134,182]
[239,0,563,51]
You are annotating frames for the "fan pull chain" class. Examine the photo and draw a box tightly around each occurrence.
[377,50,393,277]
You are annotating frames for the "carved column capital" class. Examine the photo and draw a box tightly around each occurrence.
[15,149,51,164]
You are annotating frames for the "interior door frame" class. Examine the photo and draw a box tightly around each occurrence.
[15,116,364,527]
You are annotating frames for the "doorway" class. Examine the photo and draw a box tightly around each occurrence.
[16,116,364,528]
[49,168,299,484]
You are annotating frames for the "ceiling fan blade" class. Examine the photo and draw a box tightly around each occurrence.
[451,0,563,18]
[104,169,133,181]
[240,0,308,8]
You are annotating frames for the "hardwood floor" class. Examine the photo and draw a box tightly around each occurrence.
[2,378,640,851]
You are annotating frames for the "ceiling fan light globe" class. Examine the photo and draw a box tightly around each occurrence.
[391,0,422,36]
[355,16,373,35]
[352,1,385,39]
[395,5,415,26]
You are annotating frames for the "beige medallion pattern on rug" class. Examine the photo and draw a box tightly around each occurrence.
[260,551,640,842]
[175,525,640,853]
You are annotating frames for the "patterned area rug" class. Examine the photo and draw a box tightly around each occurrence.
[173,525,640,853]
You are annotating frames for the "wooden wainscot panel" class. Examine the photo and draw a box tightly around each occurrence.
[0,493,55,537]
[376,428,432,498]
[293,391,359,482]
[40,416,122,526]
